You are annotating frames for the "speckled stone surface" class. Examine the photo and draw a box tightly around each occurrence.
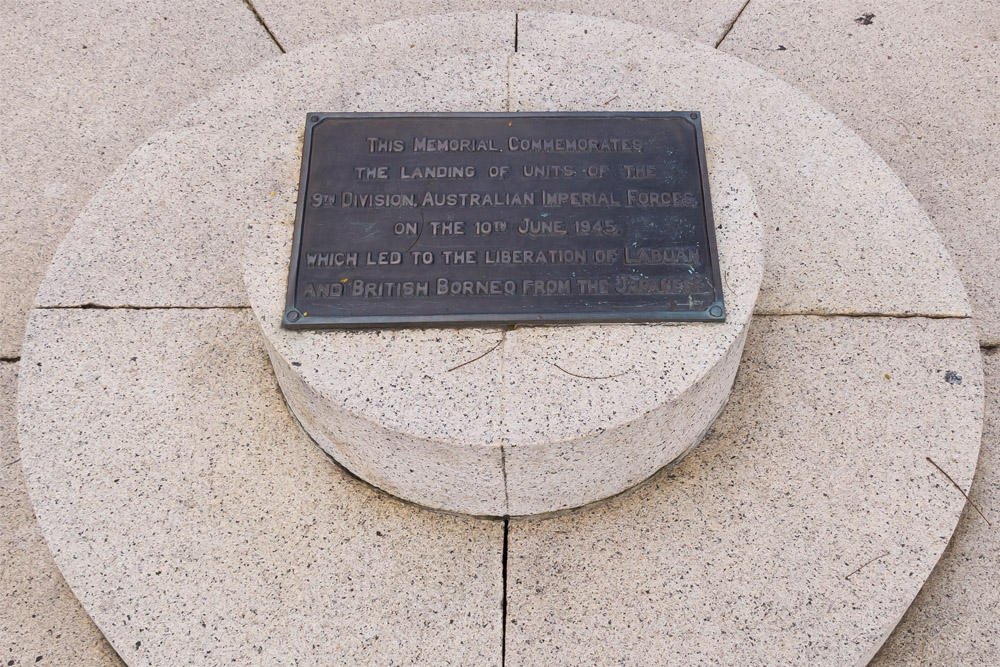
[0,0,277,357]
[245,151,761,515]
[36,15,512,310]
[36,11,972,325]
[720,0,1000,346]
[511,12,971,319]
[33,9,975,518]
[230,36,511,516]
[872,347,1000,665]
[506,315,984,666]
[17,309,503,666]
[245,222,509,515]
[1,362,123,667]
[499,164,761,515]
[10,10,991,663]
[247,0,747,52]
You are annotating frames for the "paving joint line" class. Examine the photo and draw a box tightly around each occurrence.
[498,332,511,515]
[501,517,509,666]
[505,53,513,112]
[242,0,286,54]
[38,304,250,311]
[715,0,751,49]
[755,311,971,321]
[32,305,973,320]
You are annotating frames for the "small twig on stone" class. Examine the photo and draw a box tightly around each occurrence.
[723,269,735,295]
[926,456,991,526]
[551,363,632,380]
[603,95,619,105]
[447,330,508,372]
[887,116,912,135]
[845,552,889,580]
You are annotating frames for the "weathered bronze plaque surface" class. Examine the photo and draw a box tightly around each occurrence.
[282,112,725,329]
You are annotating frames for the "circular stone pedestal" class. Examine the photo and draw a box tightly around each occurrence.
[16,11,984,666]
[244,154,762,516]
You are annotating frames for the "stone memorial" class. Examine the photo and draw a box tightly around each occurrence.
[246,110,761,515]
[9,10,988,666]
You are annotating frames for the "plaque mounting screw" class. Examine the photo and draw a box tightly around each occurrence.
[690,112,699,120]
[310,115,319,122]
[709,305,723,317]
[286,310,301,322]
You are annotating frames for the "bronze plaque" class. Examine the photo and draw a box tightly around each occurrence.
[282,112,724,328]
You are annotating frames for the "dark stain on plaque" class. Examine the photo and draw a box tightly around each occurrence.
[282,112,725,329]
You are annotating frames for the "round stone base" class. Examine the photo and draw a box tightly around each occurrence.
[16,11,982,666]
[244,152,762,516]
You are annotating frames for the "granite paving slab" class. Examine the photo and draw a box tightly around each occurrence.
[497,164,763,515]
[511,12,971,319]
[244,219,509,515]
[871,347,1000,665]
[1,362,123,666]
[506,315,984,666]
[0,0,278,357]
[36,17,511,310]
[17,309,503,666]
[720,0,1000,346]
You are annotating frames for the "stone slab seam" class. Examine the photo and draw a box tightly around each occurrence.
[242,0,287,53]
[497,329,512,513]
[505,55,513,112]
[34,303,975,321]
[501,518,510,665]
[758,311,971,320]
[714,0,751,48]
[38,305,250,311]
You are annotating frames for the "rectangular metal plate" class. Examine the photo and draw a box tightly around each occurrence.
[282,112,725,329]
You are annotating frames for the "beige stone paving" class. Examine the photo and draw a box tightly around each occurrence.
[16,308,504,666]
[1,362,124,666]
[511,12,971,319]
[506,315,983,666]
[2,3,997,664]
[35,19,513,310]
[37,13,973,321]
[0,0,278,659]
[0,0,279,358]
[248,0,747,52]
[719,5,1000,659]
[720,0,1000,346]
[871,347,1000,665]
